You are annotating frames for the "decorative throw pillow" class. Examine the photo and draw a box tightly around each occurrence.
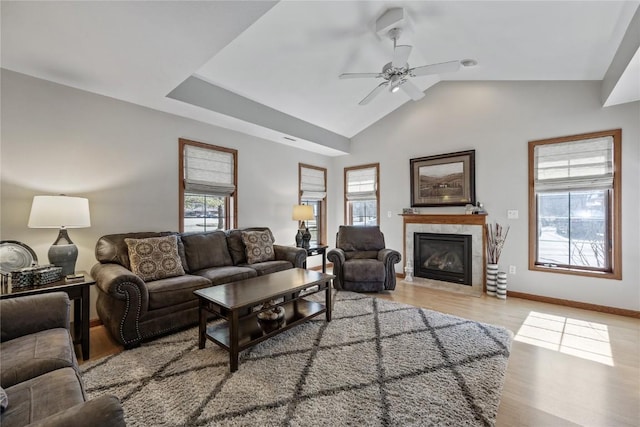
[241,230,275,265]
[125,235,185,281]
[0,386,7,413]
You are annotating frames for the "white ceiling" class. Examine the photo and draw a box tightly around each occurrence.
[2,1,639,155]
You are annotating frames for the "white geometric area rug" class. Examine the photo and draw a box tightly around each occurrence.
[81,292,513,427]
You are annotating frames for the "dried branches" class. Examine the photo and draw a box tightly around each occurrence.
[486,222,510,264]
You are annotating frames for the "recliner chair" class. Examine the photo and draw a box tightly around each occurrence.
[327,225,401,292]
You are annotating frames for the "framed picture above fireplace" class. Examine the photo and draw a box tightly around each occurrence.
[410,150,476,207]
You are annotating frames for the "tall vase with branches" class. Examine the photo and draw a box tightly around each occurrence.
[486,223,510,297]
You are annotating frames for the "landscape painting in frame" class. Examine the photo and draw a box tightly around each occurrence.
[410,150,476,207]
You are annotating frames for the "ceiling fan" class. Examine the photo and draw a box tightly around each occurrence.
[339,27,461,105]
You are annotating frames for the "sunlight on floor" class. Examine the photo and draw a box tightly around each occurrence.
[515,311,614,366]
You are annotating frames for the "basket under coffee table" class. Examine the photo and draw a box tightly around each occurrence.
[194,268,335,372]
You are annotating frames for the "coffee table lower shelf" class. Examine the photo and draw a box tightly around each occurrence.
[203,299,324,351]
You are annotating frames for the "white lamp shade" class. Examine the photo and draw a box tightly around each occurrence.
[28,195,91,228]
[292,205,314,221]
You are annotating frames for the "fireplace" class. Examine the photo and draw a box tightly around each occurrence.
[414,232,472,286]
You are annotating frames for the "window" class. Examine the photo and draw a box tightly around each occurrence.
[344,163,379,226]
[299,163,327,245]
[179,138,237,232]
[528,129,621,279]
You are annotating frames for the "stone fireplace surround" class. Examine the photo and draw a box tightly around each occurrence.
[401,214,487,297]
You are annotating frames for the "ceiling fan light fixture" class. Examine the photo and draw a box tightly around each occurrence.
[461,59,478,67]
[391,85,400,93]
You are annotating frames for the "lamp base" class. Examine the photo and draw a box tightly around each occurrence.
[302,227,311,249]
[295,229,303,247]
[48,229,78,276]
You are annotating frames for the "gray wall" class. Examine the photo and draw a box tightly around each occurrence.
[2,71,639,315]
[335,80,640,311]
[0,70,330,318]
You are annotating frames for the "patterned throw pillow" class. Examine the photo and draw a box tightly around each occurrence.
[125,235,185,281]
[241,230,275,265]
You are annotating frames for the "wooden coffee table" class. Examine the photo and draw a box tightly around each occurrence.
[194,268,334,372]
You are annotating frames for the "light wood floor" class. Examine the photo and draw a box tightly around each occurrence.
[83,283,640,426]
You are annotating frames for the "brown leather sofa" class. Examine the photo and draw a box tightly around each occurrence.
[327,225,401,292]
[91,227,306,348]
[0,292,125,427]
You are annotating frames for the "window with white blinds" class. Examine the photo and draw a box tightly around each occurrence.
[534,136,614,192]
[299,163,327,245]
[184,144,235,196]
[344,163,379,226]
[300,165,326,201]
[528,129,621,280]
[346,166,377,200]
[179,139,237,233]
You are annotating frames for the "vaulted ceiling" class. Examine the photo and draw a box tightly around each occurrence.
[2,1,638,155]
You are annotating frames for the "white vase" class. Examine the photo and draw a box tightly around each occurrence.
[486,263,498,296]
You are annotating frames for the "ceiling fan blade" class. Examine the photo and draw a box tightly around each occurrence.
[392,45,412,68]
[410,60,461,77]
[339,72,382,79]
[359,81,389,105]
[400,80,425,101]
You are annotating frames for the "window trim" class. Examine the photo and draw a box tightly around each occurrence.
[298,163,327,245]
[343,163,380,226]
[528,129,621,280]
[179,138,238,232]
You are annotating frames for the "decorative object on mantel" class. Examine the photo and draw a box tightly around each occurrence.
[410,150,476,207]
[486,222,510,298]
[28,195,91,276]
[402,208,416,214]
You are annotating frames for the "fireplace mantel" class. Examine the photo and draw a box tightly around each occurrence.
[401,213,487,295]
[400,213,487,226]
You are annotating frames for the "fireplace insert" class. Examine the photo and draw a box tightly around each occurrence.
[414,232,472,285]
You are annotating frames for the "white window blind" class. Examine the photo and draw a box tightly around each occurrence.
[184,145,235,196]
[300,166,326,201]
[534,137,613,192]
[346,167,377,200]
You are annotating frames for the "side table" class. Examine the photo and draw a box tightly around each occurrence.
[304,245,328,273]
[0,270,95,360]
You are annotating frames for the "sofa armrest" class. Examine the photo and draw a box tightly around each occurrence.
[327,248,346,289]
[0,292,70,342]
[378,248,402,290]
[29,395,126,427]
[91,263,149,306]
[273,245,307,268]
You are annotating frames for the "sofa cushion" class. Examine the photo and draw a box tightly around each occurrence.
[193,266,257,286]
[336,225,386,252]
[2,367,85,427]
[242,230,275,264]
[95,231,183,270]
[180,231,233,271]
[125,235,185,282]
[146,274,211,310]
[243,260,293,276]
[0,328,75,389]
[343,259,386,283]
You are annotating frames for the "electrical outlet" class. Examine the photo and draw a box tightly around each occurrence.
[388,211,392,218]
[507,210,519,219]
[509,265,516,275]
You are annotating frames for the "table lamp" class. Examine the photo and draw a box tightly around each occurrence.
[292,204,314,248]
[28,195,91,275]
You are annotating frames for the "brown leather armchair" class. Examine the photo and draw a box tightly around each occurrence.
[327,226,401,292]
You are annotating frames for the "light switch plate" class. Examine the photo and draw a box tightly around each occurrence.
[507,210,519,219]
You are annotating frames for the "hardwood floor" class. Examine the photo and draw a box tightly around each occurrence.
[83,282,640,426]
